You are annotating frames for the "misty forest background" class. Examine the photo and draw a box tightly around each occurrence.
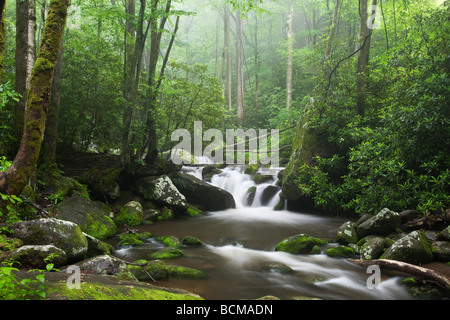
[0,0,448,219]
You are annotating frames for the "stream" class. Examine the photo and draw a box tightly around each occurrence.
[113,164,413,300]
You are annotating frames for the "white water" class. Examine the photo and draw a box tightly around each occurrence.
[114,163,413,300]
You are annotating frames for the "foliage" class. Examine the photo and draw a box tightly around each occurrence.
[0,262,46,300]
[0,82,20,155]
[295,3,450,215]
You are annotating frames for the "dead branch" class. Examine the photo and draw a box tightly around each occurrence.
[350,259,450,291]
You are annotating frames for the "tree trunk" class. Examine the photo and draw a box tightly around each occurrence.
[286,2,294,110]
[356,0,377,117]
[13,0,37,151]
[235,9,245,127]
[224,6,232,112]
[324,0,340,64]
[41,41,64,165]
[350,259,450,291]
[0,0,70,196]
[0,0,6,83]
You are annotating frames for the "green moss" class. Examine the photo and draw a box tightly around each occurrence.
[185,206,203,217]
[244,164,259,175]
[156,235,182,248]
[151,247,184,259]
[325,246,355,258]
[115,202,143,227]
[127,260,169,281]
[84,215,117,240]
[46,281,202,300]
[158,207,174,221]
[182,236,203,246]
[275,234,327,254]
[167,265,206,279]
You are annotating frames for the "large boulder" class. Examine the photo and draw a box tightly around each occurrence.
[380,230,434,265]
[56,195,118,240]
[137,175,188,211]
[6,245,67,269]
[431,241,450,261]
[356,208,401,238]
[114,201,144,227]
[336,221,358,245]
[275,234,327,254]
[169,172,236,211]
[359,236,387,260]
[8,218,88,263]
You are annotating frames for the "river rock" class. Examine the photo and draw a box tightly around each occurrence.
[380,230,433,265]
[202,165,222,182]
[151,247,184,259]
[137,175,188,211]
[84,233,114,258]
[438,225,450,241]
[261,185,281,206]
[56,195,118,240]
[431,241,450,261]
[246,186,257,206]
[275,234,327,254]
[73,255,136,281]
[114,201,144,227]
[325,246,355,258]
[7,245,67,269]
[8,218,88,263]
[169,172,236,211]
[127,259,169,281]
[336,221,358,244]
[252,173,273,185]
[356,208,401,238]
[359,236,386,260]
[260,262,294,274]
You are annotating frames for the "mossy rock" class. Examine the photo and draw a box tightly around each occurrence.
[115,201,144,227]
[156,235,182,248]
[275,234,327,254]
[381,230,433,265]
[167,265,206,279]
[151,247,184,259]
[57,195,117,240]
[182,236,203,246]
[252,173,273,185]
[51,176,90,203]
[336,221,358,245]
[5,245,67,269]
[27,271,204,300]
[325,246,355,258]
[185,205,203,217]
[260,262,294,274]
[127,259,169,281]
[84,233,114,258]
[244,164,259,175]
[158,207,174,221]
[118,232,152,246]
[202,165,223,182]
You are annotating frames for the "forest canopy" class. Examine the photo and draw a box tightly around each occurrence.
[0,0,448,217]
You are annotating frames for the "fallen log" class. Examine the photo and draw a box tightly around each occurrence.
[349,259,450,291]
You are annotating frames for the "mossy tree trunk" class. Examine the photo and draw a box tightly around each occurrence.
[0,0,6,83]
[13,0,37,154]
[0,0,71,196]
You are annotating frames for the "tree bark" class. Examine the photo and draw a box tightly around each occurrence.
[41,41,64,165]
[0,0,70,196]
[224,6,232,111]
[286,2,294,110]
[0,0,6,83]
[356,0,377,117]
[350,259,450,291]
[235,9,245,127]
[13,0,37,150]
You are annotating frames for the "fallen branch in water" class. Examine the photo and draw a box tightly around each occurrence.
[349,259,450,291]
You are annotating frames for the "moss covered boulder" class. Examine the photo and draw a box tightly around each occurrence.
[115,201,144,227]
[151,247,184,259]
[137,175,188,211]
[275,234,327,254]
[56,195,117,240]
[73,255,135,281]
[380,230,433,265]
[127,259,169,281]
[167,265,206,279]
[356,208,401,238]
[84,233,114,258]
[325,246,355,258]
[118,232,152,246]
[6,245,67,269]
[202,165,223,182]
[182,236,203,246]
[156,235,182,248]
[8,218,88,263]
[359,236,387,260]
[336,221,358,245]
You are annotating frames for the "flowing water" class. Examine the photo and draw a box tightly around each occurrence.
[113,163,413,300]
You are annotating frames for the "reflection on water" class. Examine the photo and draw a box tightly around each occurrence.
[112,165,412,300]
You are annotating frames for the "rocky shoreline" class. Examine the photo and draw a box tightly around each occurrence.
[1,159,449,300]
